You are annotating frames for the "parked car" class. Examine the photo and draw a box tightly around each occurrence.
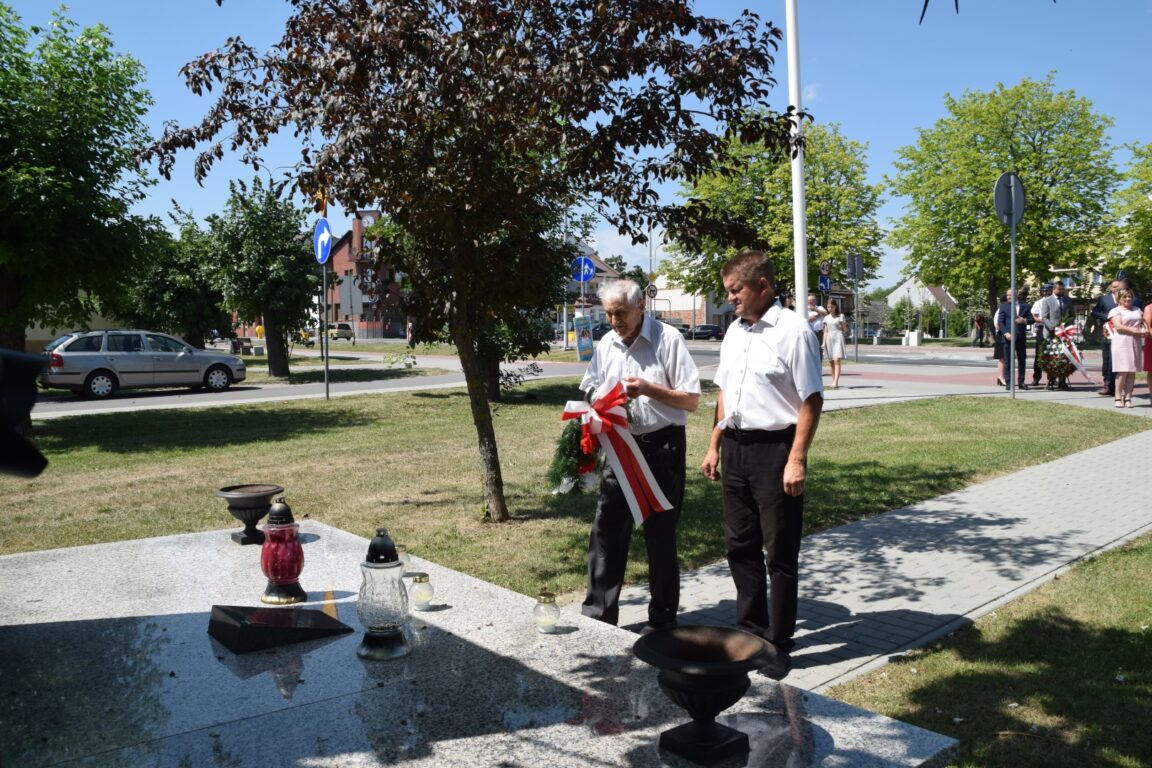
[327,322,355,341]
[590,322,614,340]
[687,324,725,340]
[40,329,247,399]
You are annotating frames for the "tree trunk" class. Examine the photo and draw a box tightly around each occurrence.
[264,318,291,377]
[0,325,27,354]
[0,275,29,353]
[454,323,510,522]
[482,353,502,402]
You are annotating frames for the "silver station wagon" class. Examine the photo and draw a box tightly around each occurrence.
[41,329,247,398]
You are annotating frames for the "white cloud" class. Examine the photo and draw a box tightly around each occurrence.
[803,83,819,104]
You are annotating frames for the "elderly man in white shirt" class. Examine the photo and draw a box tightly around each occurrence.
[701,250,823,680]
[579,280,701,632]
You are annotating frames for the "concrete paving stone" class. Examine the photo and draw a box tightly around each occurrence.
[614,358,1152,692]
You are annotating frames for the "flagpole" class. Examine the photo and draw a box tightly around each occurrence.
[785,0,809,306]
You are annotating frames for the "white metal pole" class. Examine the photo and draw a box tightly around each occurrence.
[785,0,809,306]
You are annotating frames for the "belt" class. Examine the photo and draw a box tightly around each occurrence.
[633,424,684,443]
[723,425,795,444]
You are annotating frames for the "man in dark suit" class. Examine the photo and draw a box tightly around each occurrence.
[997,287,1031,389]
[1091,280,1121,396]
[1040,280,1077,390]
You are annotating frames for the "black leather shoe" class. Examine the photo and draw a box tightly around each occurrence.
[758,644,793,681]
[1018,383,1029,390]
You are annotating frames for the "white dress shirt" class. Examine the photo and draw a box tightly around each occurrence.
[580,315,701,434]
[715,303,823,431]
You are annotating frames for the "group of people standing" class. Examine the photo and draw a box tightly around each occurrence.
[579,251,821,681]
[1092,278,1152,407]
[992,277,1152,402]
[994,280,1076,390]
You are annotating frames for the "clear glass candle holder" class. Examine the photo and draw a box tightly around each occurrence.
[409,572,435,611]
[534,589,560,634]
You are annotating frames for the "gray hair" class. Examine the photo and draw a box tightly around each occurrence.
[598,279,643,306]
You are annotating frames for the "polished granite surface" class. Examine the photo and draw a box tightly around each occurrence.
[0,522,956,767]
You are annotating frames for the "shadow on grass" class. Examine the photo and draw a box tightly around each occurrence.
[279,367,430,385]
[890,612,1152,767]
[806,459,972,531]
[33,404,378,454]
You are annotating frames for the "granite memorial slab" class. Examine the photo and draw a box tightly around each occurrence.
[0,522,957,767]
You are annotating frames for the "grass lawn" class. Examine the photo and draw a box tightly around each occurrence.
[829,533,1152,767]
[10,381,1147,601]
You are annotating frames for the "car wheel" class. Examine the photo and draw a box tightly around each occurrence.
[83,370,118,399]
[204,365,232,392]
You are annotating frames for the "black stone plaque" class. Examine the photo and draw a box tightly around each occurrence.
[208,604,353,654]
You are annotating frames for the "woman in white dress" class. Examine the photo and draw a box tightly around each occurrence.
[823,301,846,389]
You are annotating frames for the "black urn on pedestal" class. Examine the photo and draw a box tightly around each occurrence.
[217,484,285,545]
[633,626,771,766]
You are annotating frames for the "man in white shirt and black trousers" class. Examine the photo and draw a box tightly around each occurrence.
[701,250,823,680]
[580,280,701,633]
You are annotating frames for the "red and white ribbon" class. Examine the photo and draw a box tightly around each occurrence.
[1052,323,1093,382]
[561,382,672,527]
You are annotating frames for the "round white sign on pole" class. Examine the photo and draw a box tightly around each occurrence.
[645,283,658,299]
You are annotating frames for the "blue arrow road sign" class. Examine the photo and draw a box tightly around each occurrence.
[314,218,333,264]
[572,256,595,283]
[818,275,831,292]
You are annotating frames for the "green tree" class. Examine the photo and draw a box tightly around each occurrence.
[143,0,794,523]
[1111,142,1152,283]
[0,5,154,350]
[888,75,1116,316]
[209,179,319,377]
[864,283,896,305]
[603,255,648,287]
[103,206,232,348]
[663,122,885,299]
[889,296,916,333]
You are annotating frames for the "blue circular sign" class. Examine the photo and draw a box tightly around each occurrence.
[572,256,595,283]
[314,218,333,264]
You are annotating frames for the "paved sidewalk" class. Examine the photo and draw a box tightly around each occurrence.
[609,361,1152,693]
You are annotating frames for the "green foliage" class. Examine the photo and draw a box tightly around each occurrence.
[888,75,1116,313]
[889,296,916,331]
[0,4,154,347]
[1111,142,1152,286]
[603,254,648,286]
[102,206,231,346]
[208,178,319,376]
[663,122,885,297]
[143,0,796,522]
[546,419,594,490]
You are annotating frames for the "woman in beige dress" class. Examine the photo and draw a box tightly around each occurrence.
[823,301,846,389]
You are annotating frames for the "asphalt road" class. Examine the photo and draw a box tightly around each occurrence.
[30,341,998,420]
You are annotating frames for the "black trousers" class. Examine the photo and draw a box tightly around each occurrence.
[1032,329,1046,382]
[1002,335,1027,385]
[1102,341,1114,393]
[582,425,685,627]
[720,427,802,652]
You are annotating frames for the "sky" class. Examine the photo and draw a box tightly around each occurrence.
[9,0,1152,288]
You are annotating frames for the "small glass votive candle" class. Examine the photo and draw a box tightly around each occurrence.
[533,589,560,634]
[409,572,435,611]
